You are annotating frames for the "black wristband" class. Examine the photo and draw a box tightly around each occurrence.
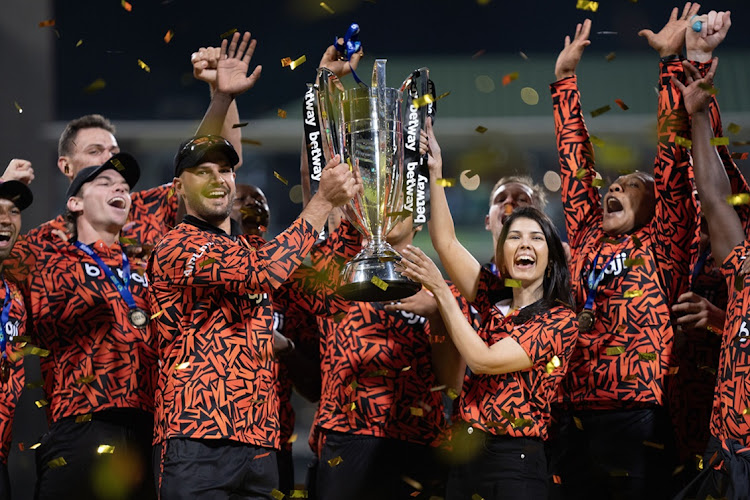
[660,54,683,63]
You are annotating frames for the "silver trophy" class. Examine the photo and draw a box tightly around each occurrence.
[315,60,429,301]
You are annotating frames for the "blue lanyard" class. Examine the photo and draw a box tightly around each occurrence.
[583,236,630,310]
[73,241,137,310]
[0,279,11,361]
[690,247,712,289]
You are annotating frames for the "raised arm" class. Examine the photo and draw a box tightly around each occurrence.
[424,120,482,302]
[195,31,262,165]
[675,59,744,263]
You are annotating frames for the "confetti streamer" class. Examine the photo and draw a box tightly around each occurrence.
[277,109,287,119]
[289,55,307,70]
[76,374,96,384]
[436,178,455,187]
[710,137,729,146]
[638,352,656,361]
[164,30,174,43]
[727,123,741,134]
[731,152,749,160]
[13,101,23,114]
[615,99,629,110]
[76,414,93,423]
[137,59,151,73]
[97,445,115,454]
[38,19,55,28]
[327,456,344,467]
[35,399,49,408]
[624,257,644,267]
[175,361,190,370]
[371,276,388,291]
[220,29,238,39]
[590,105,611,117]
[504,278,522,288]
[198,258,216,268]
[274,172,289,185]
[410,407,424,417]
[150,310,164,320]
[606,346,625,356]
[546,355,561,374]
[121,0,132,11]
[576,0,599,12]
[84,78,106,94]
[412,94,435,109]
[520,87,539,105]
[727,193,750,206]
[624,289,643,298]
[475,126,488,134]
[605,52,616,62]
[271,489,285,500]
[502,72,519,86]
[48,457,67,469]
[320,2,335,14]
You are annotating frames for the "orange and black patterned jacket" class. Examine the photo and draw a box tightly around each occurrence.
[551,60,698,409]
[0,279,26,464]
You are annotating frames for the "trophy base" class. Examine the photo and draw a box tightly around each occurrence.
[338,256,421,302]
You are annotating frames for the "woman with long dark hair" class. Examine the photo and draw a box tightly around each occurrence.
[391,121,578,499]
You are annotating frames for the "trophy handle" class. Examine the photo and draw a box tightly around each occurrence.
[315,67,345,162]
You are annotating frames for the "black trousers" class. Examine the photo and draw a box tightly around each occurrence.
[673,435,750,500]
[315,430,446,500]
[547,406,677,500]
[34,408,156,500]
[445,428,547,500]
[276,447,294,497]
[0,462,9,500]
[154,438,278,500]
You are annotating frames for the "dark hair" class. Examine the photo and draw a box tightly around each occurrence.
[63,209,79,242]
[489,175,548,211]
[58,114,116,157]
[495,206,574,323]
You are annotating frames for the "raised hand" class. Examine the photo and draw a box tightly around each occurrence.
[192,46,221,87]
[215,32,262,98]
[638,2,701,57]
[318,38,364,78]
[671,58,718,115]
[554,19,591,81]
[383,288,438,318]
[2,159,34,185]
[398,245,450,295]
[686,10,731,63]
[423,119,442,177]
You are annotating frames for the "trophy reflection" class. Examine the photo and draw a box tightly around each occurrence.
[315,60,428,302]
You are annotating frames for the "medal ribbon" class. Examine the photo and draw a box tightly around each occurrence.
[583,236,631,310]
[334,23,364,85]
[690,247,712,290]
[0,278,12,361]
[73,241,138,311]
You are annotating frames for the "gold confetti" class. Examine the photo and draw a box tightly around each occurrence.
[77,374,96,384]
[289,491,308,499]
[546,355,561,374]
[624,374,638,381]
[500,409,534,428]
[137,59,151,73]
[589,135,605,148]
[38,19,55,27]
[289,55,306,70]
[401,366,412,372]
[592,178,605,188]
[371,276,389,291]
[150,310,164,320]
[605,52,616,62]
[710,137,729,146]
[727,123,741,134]
[726,193,750,206]
[198,258,216,268]
[402,475,423,491]
[175,362,190,370]
[76,39,83,47]
[410,407,424,417]
[672,465,685,476]
[520,51,529,60]
[643,440,664,450]
[320,2,335,14]
[347,380,359,392]
[220,28,238,39]
[553,475,562,484]
[76,414,93,423]
[84,78,106,94]
[475,126,488,134]
[327,456,344,467]
[97,444,115,454]
[25,380,44,389]
[447,388,459,400]
[121,0,132,11]
[48,457,68,469]
[164,30,174,43]
[29,442,42,450]
[590,105,611,118]
[674,136,692,148]
[505,278,522,288]
[271,489,285,500]
[610,469,630,477]
[502,72,519,86]
[520,87,539,105]
[277,109,287,119]
[436,178,455,187]
[624,257,644,267]
[623,289,643,298]
[287,433,298,444]
[697,82,718,95]
[638,352,656,361]
[35,399,49,408]
[472,494,485,500]
[668,366,680,375]
[615,99,629,111]
[632,235,642,249]
[13,101,23,114]
[280,57,292,67]
[606,346,626,356]
[430,385,447,392]
[742,408,749,415]
[413,94,435,109]
[27,346,50,357]
[576,0,599,12]
[273,171,289,185]
[575,168,588,180]
[366,369,389,377]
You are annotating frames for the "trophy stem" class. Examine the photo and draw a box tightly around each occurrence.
[337,243,421,302]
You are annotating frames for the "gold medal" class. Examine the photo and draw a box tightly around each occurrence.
[128,308,149,329]
[578,309,595,333]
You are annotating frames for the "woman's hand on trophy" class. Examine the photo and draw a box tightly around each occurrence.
[423,119,443,177]
[397,245,450,296]
[318,38,364,78]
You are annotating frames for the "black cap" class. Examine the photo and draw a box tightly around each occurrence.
[0,181,33,211]
[66,153,140,199]
[173,135,239,177]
